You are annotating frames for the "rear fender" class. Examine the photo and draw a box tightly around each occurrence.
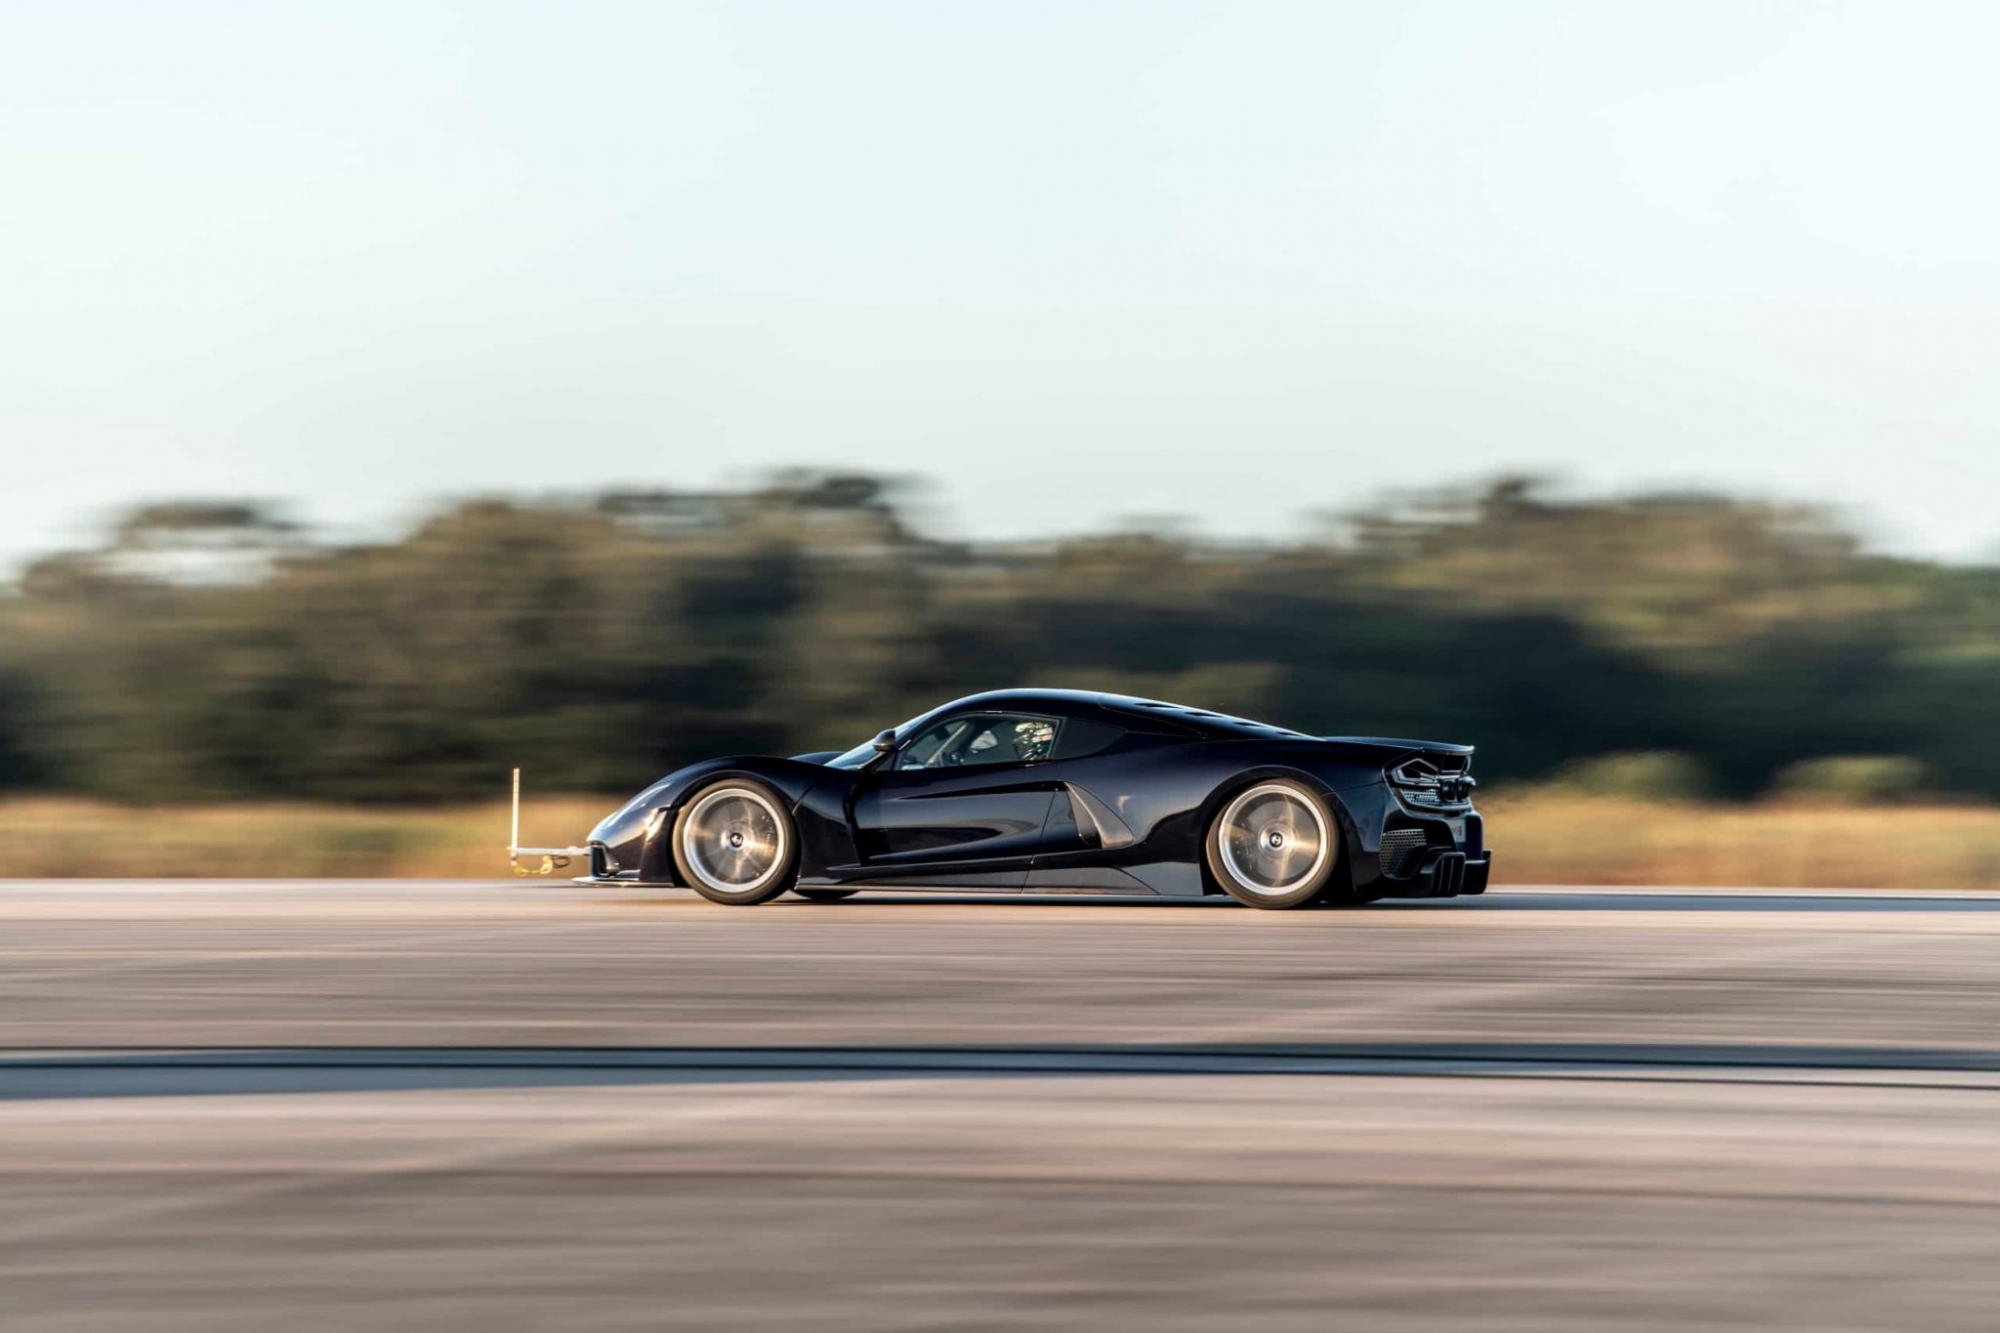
[1058,749,1363,896]
[1187,765,1366,895]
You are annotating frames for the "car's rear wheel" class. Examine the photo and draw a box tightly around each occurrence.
[1205,780,1340,910]
[791,888,859,902]
[672,780,799,905]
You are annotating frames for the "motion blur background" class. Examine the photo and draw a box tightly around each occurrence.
[10,9,2000,1332]
[3,0,1996,881]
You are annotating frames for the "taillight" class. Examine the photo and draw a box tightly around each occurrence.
[1388,757,1475,806]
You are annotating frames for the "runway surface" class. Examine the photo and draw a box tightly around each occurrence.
[6,880,2000,1330]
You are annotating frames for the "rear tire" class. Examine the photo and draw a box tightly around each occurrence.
[671,780,800,905]
[1205,779,1341,910]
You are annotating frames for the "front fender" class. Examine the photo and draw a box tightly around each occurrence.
[589,756,839,882]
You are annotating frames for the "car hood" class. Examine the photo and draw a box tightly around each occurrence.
[788,750,842,765]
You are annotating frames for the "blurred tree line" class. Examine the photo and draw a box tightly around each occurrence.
[0,472,1993,803]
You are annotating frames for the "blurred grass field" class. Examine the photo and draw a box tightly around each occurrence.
[1480,794,2000,890]
[0,792,1995,889]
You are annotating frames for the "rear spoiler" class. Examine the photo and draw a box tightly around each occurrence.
[1320,736,1475,759]
[509,768,591,876]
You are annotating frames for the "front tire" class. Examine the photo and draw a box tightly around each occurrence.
[1205,779,1340,910]
[672,780,800,905]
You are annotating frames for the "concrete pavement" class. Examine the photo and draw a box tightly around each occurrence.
[4,881,1999,1330]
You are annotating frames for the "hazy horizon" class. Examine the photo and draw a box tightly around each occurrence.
[7,0,1998,570]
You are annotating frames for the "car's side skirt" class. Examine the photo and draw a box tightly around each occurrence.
[805,870,1029,890]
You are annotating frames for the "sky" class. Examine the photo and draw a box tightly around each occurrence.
[3,0,1997,568]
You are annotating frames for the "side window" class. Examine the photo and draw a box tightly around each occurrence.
[897,714,1062,770]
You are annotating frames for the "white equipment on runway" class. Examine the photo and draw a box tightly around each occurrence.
[508,768,590,876]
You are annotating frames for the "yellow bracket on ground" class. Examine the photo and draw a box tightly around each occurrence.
[511,853,572,877]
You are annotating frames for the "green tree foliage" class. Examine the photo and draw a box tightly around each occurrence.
[0,474,1993,802]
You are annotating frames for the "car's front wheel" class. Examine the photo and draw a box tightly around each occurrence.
[671,780,800,905]
[1205,779,1340,910]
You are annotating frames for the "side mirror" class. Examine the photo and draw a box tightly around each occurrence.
[870,729,898,754]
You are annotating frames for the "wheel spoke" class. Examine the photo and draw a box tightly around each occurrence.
[683,787,789,893]
[1217,785,1329,896]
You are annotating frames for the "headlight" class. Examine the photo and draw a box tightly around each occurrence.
[591,780,677,843]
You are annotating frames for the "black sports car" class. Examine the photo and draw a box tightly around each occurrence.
[567,689,1489,910]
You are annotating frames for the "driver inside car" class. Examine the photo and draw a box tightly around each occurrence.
[900,716,1060,769]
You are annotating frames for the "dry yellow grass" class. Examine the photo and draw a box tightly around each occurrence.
[0,792,1994,889]
[1479,792,2000,889]
[0,796,616,880]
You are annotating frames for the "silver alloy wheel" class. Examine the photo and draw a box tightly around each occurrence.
[680,786,789,895]
[1215,782,1330,896]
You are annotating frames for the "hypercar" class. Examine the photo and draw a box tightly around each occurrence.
[545,689,1489,910]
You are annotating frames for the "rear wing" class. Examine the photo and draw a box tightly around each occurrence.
[508,768,590,876]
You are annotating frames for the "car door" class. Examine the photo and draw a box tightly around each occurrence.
[850,712,1067,882]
